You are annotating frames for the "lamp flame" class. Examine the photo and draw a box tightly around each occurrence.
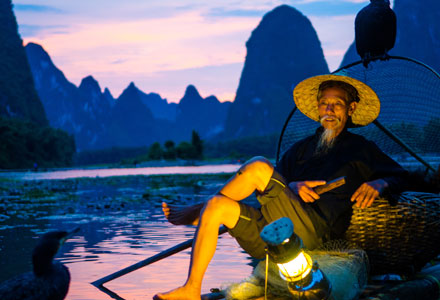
[277,251,313,282]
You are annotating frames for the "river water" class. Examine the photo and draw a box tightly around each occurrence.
[0,166,256,300]
[1,164,241,181]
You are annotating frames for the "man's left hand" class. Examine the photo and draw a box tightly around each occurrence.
[351,179,389,208]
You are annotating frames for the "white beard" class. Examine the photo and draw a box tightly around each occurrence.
[316,116,341,154]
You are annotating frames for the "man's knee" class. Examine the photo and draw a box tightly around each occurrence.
[238,156,274,191]
[240,156,273,178]
[203,196,240,227]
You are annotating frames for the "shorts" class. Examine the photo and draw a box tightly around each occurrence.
[228,169,322,259]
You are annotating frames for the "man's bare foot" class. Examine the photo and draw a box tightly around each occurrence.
[162,202,203,226]
[153,285,201,300]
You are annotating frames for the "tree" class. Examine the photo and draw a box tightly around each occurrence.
[191,130,203,159]
[148,142,163,160]
[163,140,176,160]
[176,142,197,160]
[0,117,75,169]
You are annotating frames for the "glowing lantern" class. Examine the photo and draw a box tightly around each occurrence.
[260,217,331,299]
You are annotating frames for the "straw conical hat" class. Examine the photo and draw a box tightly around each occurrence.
[293,74,380,126]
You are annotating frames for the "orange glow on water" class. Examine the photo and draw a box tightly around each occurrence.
[63,233,253,299]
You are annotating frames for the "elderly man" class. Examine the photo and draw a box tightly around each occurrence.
[154,74,407,300]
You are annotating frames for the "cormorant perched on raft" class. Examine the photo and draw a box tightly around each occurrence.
[0,228,79,300]
[355,0,397,67]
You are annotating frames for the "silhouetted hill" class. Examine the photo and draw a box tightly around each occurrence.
[176,85,231,140]
[25,43,115,151]
[104,82,158,148]
[0,2,74,169]
[76,76,113,148]
[26,42,232,150]
[222,5,329,139]
[340,0,440,72]
[0,1,47,125]
[26,43,82,132]
[138,90,176,122]
[103,88,115,106]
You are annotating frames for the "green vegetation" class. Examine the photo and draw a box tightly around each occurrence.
[0,117,75,169]
[75,131,280,166]
[120,130,205,165]
[74,146,149,166]
[204,133,279,160]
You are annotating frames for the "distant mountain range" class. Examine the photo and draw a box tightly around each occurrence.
[21,0,440,152]
[25,43,231,151]
[25,5,329,151]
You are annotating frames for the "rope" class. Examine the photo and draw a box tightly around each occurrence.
[265,247,268,300]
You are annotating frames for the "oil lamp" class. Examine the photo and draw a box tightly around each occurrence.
[260,217,331,299]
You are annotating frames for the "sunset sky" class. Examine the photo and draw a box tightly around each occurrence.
[12,0,385,103]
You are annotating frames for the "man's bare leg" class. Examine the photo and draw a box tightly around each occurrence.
[154,157,274,300]
[162,156,275,226]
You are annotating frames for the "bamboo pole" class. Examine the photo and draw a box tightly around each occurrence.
[91,226,228,288]
[373,120,436,172]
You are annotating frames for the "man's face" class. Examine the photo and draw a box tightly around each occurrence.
[318,87,356,136]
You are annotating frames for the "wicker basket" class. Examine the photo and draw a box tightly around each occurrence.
[344,191,440,276]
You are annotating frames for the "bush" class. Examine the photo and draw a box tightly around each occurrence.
[0,117,75,169]
[75,146,148,166]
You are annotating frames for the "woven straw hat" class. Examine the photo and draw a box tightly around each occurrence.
[293,73,380,126]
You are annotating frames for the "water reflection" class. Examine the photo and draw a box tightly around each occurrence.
[0,173,256,300]
[2,164,241,181]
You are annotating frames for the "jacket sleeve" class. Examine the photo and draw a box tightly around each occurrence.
[364,140,409,201]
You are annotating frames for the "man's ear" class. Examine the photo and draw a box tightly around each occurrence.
[348,102,357,116]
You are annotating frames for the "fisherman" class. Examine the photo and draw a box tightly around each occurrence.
[154,74,408,300]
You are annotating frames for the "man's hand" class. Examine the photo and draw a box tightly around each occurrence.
[289,180,326,203]
[351,179,389,208]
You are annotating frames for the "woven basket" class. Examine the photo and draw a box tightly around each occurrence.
[344,191,440,276]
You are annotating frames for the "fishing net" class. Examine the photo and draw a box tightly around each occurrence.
[277,56,440,173]
[222,242,368,300]
[275,57,440,276]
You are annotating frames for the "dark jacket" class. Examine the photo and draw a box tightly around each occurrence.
[276,127,408,241]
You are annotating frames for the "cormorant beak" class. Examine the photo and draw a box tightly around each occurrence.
[60,227,80,245]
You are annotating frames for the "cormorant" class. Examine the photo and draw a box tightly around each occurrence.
[355,0,397,67]
[0,228,79,300]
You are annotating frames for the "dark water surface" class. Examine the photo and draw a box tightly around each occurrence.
[0,173,256,300]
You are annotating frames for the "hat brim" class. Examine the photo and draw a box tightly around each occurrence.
[293,74,380,126]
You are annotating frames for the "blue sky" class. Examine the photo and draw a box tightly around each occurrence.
[13,0,381,102]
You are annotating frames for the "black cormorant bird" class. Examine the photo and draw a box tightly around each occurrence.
[0,228,79,300]
[355,0,397,66]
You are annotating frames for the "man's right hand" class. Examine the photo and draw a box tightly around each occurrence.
[288,181,326,203]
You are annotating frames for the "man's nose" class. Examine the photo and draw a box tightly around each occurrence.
[325,103,335,112]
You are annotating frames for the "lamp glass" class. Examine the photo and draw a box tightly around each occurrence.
[277,251,313,282]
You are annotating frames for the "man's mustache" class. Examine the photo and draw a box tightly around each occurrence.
[320,115,341,125]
